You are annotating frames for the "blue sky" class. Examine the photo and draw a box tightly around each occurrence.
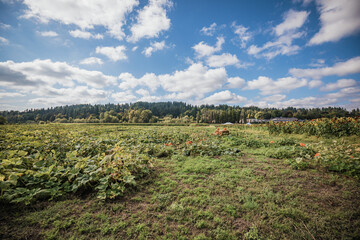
[0,0,359,111]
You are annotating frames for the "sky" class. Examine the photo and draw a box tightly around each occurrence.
[0,0,359,111]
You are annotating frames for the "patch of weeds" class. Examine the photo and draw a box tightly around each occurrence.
[195,219,209,229]
[265,146,297,159]
[242,195,259,210]
[214,227,236,240]
[168,202,184,214]
[244,225,261,240]
[286,158,311,170]
[171,154,187,162]
[193,233,209,240]
[223,204,238,217]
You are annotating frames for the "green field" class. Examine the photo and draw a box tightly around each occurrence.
[1,124,359,239]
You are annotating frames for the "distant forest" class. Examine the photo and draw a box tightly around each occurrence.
[0,102,359,124]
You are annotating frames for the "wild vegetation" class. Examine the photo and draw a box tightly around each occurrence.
[1,123,359,239]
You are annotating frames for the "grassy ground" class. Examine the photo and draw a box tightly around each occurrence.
[1,124,359,239]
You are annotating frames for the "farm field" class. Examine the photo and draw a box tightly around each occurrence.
[1,123,360,239]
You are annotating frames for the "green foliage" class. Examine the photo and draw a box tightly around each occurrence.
[268,117,360,137]
[0,116,7,125]
[314,140,360,178]
[0,124,243,204]
[0,125,152,204]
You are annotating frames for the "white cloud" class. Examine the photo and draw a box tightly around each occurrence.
[274,9,309,36]
[232,22,252,48]
[308,80,322,88]
[119,72,159,92]
[206,53,251,68]
[39,31,58,37]
[325,86,360,99]
[96,46,127,62]
[245,76,308,95]
[0,36,9,44]
[193,37,224,58]
[128,0,172,42]
[320,79,357,91]
[245,96,338,109]
[290,56,360,79]
[136,89,161,102]
[226,77,245,89]
[0,23,11,29]
[0,92,25,98]
[0,59,116,90]
[80,57,103,65]
[159,63,227,98]
[309,59,325,67]
[247,85,360,109]
[22,0,139,40]
[201,23,217,36]
[112,90,137,103]
[206,53,240,68]
[200,90,246,105]
[309,0,360,45]
[142,40,166,57]
[247,9,309,59]
[132,46,138,52]
[262,94,287,102]
[29,86,108,106]
[69,29,103,39]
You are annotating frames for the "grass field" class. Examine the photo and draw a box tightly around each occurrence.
[1,124,359,239]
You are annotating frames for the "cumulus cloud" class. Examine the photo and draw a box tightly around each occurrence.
[96,46,127,62]
[159,63,227,98]
[206,53,251,68]
[118,63,228,99]
[232,22,252,48]
[309,0,360,45]
[262,94,287,102]
[136,88,161,102]
[39,31,58,37]
[325,86,360,99]
[112,90,137,103]
[320,79,357,91]
[308,80,323,88]
[0,59,116,90]
[201,23,217,36]
[206,53,239,68]
[247,9,309,59]
[200,90,246,105]
[245,76,308,95]
[128,0,172,42]
[226,77,245,89]
[69,29,103,39]
[29,86,108,106]
[22,0,138,40]
[290,56,360,79]
[119,72,159,92]
[80,57,103,65]
[193,37,224,58]
[142,40,166,57]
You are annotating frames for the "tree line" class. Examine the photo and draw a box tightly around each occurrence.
[0,102,359,124]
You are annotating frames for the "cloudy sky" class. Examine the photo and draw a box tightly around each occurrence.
[0,0,359,111]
